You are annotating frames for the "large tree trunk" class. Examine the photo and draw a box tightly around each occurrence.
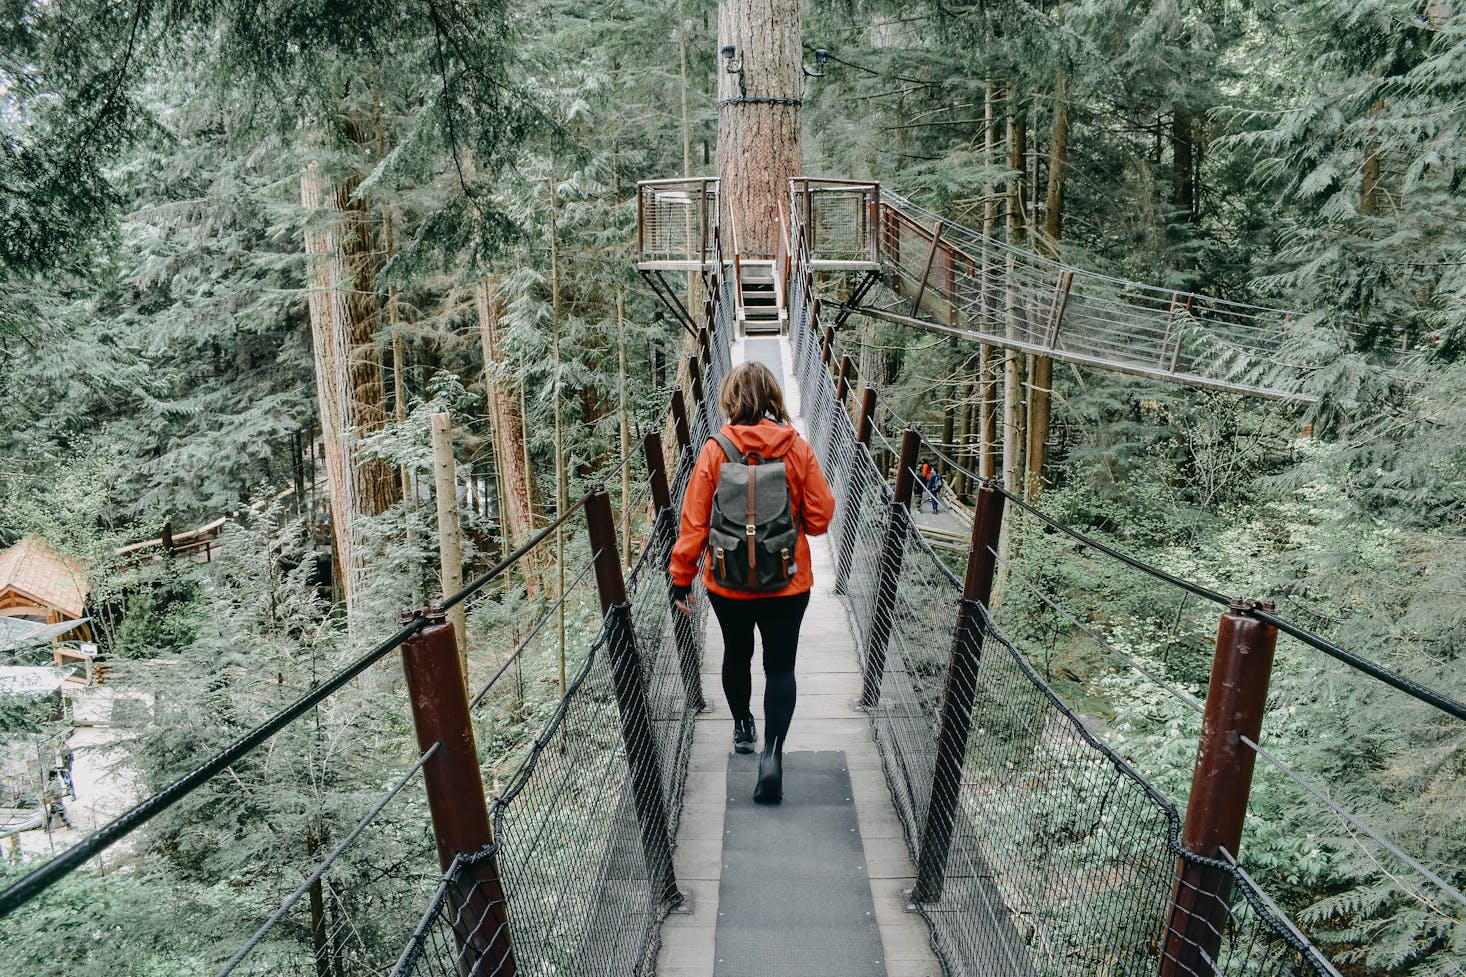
[301,149,398,612]
[1003,95,1027,498]
[1172,109,1194,221]
[477,278,540,566]
[716,0,801,256]
[980,81,1001,481]
[1361,97,1384,216]
[1028,73,1069,501]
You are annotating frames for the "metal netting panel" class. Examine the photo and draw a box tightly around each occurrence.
[628,510,707,817]
[638,180,718,266]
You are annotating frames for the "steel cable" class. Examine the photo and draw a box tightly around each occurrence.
[214,743,442,977]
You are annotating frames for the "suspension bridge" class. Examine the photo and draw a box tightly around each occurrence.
[1,178,1461,977]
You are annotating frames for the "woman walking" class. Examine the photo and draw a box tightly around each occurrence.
[670,361,836,804]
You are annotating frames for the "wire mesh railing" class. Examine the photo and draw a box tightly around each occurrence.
[393,217,735,977]
[858,189,1359,401]
[788,197,1343,977]
[636,178,719,268]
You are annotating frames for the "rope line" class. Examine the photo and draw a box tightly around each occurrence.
[869,397,1466,723]
[468,557,600,712]
[214,743,441,977]
[1236,735,1466,914]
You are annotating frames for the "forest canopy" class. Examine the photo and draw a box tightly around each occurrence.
[1,0,1463,975]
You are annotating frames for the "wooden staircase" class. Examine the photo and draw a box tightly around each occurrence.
[736,259,785,335]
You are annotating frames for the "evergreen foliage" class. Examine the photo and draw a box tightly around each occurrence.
[1,0,1462,973]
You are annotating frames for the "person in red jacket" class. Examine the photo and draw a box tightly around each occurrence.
[670,361,836,803]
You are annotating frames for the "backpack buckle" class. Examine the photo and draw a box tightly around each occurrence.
[745,524,756,538]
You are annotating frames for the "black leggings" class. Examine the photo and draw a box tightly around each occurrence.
[707,590,811,745]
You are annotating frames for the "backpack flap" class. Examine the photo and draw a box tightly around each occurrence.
[705,437,798,591]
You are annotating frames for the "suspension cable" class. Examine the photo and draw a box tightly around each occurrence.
[868,401,1466,724]
[213,743,441,977]
[468,556,600,712]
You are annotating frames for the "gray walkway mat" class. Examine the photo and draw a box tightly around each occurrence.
[742,338,785,391]
[714,750,887,977]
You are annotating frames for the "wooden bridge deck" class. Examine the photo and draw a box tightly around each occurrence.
[656,335,941,977]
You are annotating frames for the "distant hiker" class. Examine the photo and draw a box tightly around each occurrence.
[669,361,836,805]
[925,465,943,514]
[917,460,935,511]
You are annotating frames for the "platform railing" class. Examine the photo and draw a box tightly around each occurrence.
[789,178,881,267]
[636,178,719,268]
[871,190,1343,401]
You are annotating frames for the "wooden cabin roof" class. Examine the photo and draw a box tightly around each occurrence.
[0,536,88,619]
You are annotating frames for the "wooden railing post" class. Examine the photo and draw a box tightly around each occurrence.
[401,608,517,975]
[644,433,706,714]
[859,427,920,707]
[669,389,692,451]
[1160,601,1278,977]
[835,388,878,595]
[836,354,853,405]
[585,489,685,908]
[913,484,1005,903]
[687,354,708,442]
[821,326,835,367]
[644,431,672,515]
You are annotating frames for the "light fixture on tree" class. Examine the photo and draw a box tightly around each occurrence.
[803,48,829,78]
[721,43,746,98]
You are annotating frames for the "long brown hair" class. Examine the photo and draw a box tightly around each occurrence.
[719,361,790,426]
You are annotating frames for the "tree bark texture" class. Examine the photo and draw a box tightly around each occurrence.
[430,412,468,674]
[477,279,539,553]
[1003,98,1027,497]
[980,81,1001,482]
[1362,97,1384,216]
[717,0,802,256]
[1172,110,1194,220]
[1029,73,1069,500]
[301,155,399,612]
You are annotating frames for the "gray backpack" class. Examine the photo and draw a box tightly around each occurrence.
[706,433,799,591]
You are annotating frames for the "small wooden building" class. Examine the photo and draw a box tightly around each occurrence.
[0,536,91,641]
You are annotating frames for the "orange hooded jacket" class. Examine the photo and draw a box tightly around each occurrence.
[670,419,836,600]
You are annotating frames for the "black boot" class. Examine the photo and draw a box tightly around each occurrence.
[753,737,783,804]
[733,719,757,754]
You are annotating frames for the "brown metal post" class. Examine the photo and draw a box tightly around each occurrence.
[401,609,516,976]
[643,433,706,713]
[835,388,878,595]
[821,326,835,367]
[859,427,921,707]
[644,431,672,514]
[698,327,713,367]
[1160,601,1278,977]
[913,484,1005,903]
[688,354,704,406]
[687,355,707,441]
[669,389,692,450]
[854,388,877,448]
[836,354,853,406]
[584,490,684,907]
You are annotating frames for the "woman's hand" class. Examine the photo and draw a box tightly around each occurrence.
[671,582,693,618]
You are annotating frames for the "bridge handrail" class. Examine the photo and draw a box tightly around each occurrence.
[855,376,1466,726]
[394,209,739,977]
[0,483,600,922]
